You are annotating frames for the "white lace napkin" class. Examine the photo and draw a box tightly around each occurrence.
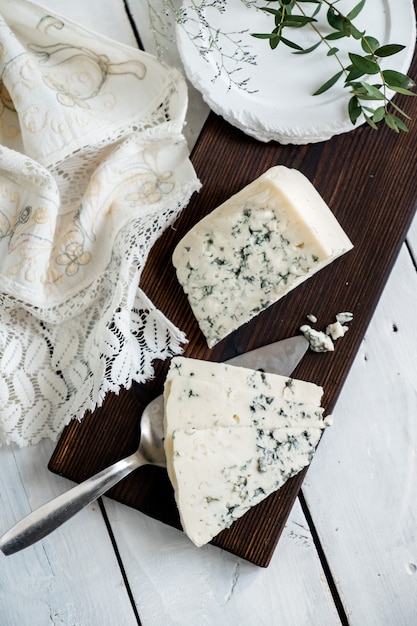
[0,0,201,446]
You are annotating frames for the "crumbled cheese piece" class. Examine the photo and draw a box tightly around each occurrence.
[172,166,353,348]
[307,314,317,323]
[336,311,354,324]
[301,311,353,351]
[326,321,349,340]
[300,325,335,353]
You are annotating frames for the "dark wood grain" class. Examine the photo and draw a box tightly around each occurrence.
[49,43,417,567]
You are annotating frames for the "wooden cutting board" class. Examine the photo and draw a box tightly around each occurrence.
[49,47,417,567]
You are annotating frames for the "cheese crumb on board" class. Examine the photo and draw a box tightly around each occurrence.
[301,311,353,352]
[172,166,353,348]
[336,312,354,324]
[163,356,331,547]
[300,325,335,353]
[326,321,349,340]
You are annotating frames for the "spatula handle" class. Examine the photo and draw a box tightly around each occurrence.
[0,453,142,555]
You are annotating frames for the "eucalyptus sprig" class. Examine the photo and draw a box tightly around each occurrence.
[252,0,416,132]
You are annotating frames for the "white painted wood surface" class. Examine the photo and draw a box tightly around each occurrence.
[303,241,417,626]
[0,1,416,624]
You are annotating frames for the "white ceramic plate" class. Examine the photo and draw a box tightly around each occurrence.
[176,0,416,144]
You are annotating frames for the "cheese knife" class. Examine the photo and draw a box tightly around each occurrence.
[0,335,308,555]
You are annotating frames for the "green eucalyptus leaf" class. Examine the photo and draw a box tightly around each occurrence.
[349,80,382,91]
[293,40,322,54]
[349,85,369,98]
[345,64,366,82]
[361,36,380,53]
[327,47,339,56]
[347,0,366,20]
[383,69,415,89]
[354,93,385,101]
[281,36,304,50]
[375,43,406,57]
[387,85,417,97]
[313,70,343,95]
[311,2,322,17]
[270,35,281,49]
[360,82,386,99]
[393,117,409,132]
[390,100,411,119]
[327,7,344,31]
[363,113,378,130]
[325,31,345,41]
[252,33,279,40]
[384,114,400,132]
[348,81,382,100]
[372,106,386,123]
[348,96,362,124]
[349,53,380,75]
[343,21,364,40]
[362,105,378,114]
[351,25,365,40]
[283,15,317,27]
[259,7,281,16]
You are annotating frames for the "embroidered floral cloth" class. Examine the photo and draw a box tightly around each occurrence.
[0,0,200,445]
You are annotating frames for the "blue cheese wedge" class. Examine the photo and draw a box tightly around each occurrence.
[172,166,353,347]
[163,356,331,545]
[170,424,329,547]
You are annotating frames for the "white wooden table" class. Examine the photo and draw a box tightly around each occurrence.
[1,2,416,624]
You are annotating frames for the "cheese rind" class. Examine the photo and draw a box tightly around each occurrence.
[171,425,326,547]
[166,356,324,405]
[172,166,353,347]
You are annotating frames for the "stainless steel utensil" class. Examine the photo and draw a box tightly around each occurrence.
[0,335,308,555]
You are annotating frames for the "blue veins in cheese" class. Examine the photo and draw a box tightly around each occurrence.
[172,166,353,348]
[163,356,331,547]
[171,425,327,547]
[164,374,325,488]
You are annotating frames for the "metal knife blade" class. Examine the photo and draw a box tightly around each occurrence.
[225,335,309,375]
[0,335,308,556]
